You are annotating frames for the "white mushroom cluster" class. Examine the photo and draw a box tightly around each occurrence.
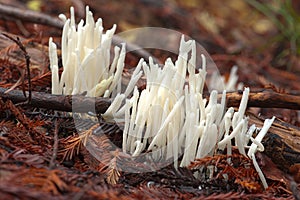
[102,36,275,188]
[49,6,127,98]
[49,6,275,189]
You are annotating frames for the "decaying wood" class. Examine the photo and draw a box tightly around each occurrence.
[0,87,111,114]
[220,89,300,110]
[249,113,300,170]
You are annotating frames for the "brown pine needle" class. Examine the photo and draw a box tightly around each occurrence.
[60,124,99,161]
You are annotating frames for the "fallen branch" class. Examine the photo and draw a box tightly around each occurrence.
[0,87,111,114]
[222,89,300,110]
[1,87,300,114]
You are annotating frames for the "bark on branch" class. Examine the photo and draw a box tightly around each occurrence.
[222,89,300,110]
[1,87,300,114]
[0,87,111,114]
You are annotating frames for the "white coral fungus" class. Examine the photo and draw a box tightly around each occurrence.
[49,6,275,189]
[103,36,274,188]
[49,6,133,98]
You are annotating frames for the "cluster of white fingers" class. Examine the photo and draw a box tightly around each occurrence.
[49,6,130,98]
[49,6,275,189]
[102,36,275,189]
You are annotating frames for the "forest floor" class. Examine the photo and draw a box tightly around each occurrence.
[0,0,300,199]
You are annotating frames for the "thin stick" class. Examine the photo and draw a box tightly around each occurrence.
[2,33,32,103]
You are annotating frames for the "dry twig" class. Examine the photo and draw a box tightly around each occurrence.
[218,89,300,110]
[2,87,299,115]
[1,33,32,103]
[0,87,111,114]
